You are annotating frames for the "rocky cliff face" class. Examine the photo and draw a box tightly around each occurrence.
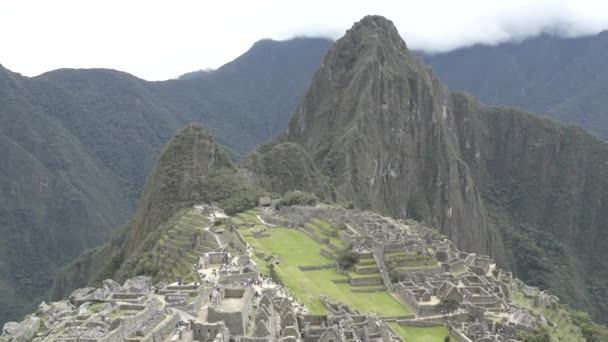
[257,16,608,321]
[284,16,498,256]
[450,93,608,316]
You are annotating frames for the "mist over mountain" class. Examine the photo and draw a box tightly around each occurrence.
[421,31,608,141]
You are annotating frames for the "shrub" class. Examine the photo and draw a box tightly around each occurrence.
[337,247,360,270]
[278,190,318,208]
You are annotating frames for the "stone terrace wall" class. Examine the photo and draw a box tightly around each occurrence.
[396,319,443,328]
[349,277,383,286]
[100,305,163,341]
[143,311,180,342]
[372,241,394,291]
[261,214,299,228]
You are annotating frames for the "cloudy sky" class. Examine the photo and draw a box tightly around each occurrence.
[2,0,608,80]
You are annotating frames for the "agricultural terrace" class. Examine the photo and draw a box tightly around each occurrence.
[231,210,412,318]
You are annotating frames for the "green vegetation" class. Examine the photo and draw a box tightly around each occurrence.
[278,190,319,208]
[424,32,608,141]
[150,210,216,283]
[305,217,347,249]
[267,263,282,286]
[336,248,360,270]
[450,267,467,276]
[0,37,331,325]
[249,16,608,325]
[51,126,265,299]
[389,323,449,342]
[243,142,334,200]
[570,311,608,342]
[518,327,551,342]
[511,289,589,341]
[242,226,410,317]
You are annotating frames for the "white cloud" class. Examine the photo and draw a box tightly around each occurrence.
[1,0,607,80]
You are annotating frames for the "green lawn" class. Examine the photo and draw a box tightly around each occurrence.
[236,212,259,223]
[231,217,245,225]
[243,227,410,317]
[389,324,449,342]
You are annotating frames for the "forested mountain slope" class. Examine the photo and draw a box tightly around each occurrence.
[252,16,608,322]
[0,37,330,324]
[421,31,608,140]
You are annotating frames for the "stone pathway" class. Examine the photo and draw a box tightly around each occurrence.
[203,225,223,248]
[256,214,275,226]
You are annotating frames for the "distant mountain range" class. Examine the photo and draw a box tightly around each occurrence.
[3,23,608,328]
[52,16,608,328]
[0,37,331,324]
[421,31,608,141]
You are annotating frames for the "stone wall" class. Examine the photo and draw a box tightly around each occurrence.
[206,252,229,264]
[354,265,378,274]
[442,259,465,272]
[192,321,230,342]
[207,309,246,336]
[350,287,385,293]
[298,315,328,328]
[298,264,335,271]
[261,214,299,228]
[452,328,475,342]
[218,271,259,284]
[383,243,406,253]
[395,286,440,317]
[396,319,444,328]
[143,311,180,342]
[101,305,162,341]
[371,241,394,291]
[192,287,211,314]
[349,276,383,286]
[207,287,253,336]
[319,249,336,260]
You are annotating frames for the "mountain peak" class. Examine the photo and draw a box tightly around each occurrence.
[336,15,409,57]
[350,15,402,39]
[123,124,233,252]
[285,15,441,145]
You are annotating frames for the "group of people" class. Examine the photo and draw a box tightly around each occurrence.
[218,263,240,274]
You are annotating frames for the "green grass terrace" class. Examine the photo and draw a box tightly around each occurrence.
[240,224,412,318]
[389,323,449,342]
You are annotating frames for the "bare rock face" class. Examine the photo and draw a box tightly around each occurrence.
[102,279,123,294]
[35,301,72,325]
[509,309,536,329]
[68,287,97,306]
[283,15,497,255]
[257,14,608,321]
[122,276,153,293]
[1,316,40,342]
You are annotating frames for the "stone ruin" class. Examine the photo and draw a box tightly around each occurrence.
[3,204,584,342]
